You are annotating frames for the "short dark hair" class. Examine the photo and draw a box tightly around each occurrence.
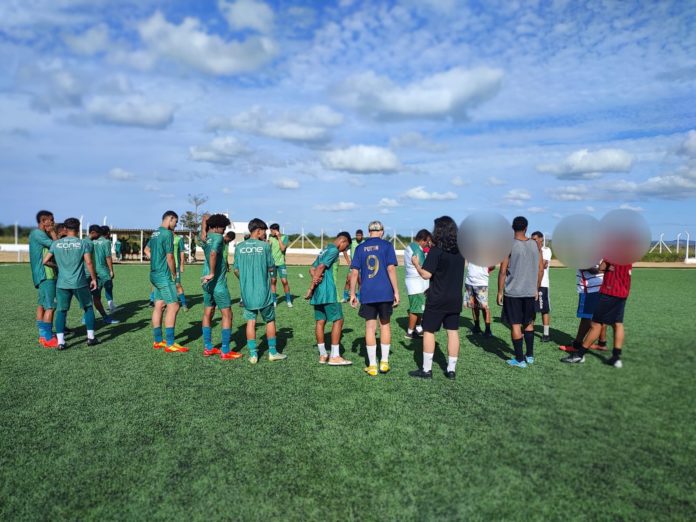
[512,216,528,232]
[337,231,352,244]
[224,231,236,241]
[88,224,101,234]
[355,229,363,235]
[162,210,178,220]
[270,223,280,231]
[207,213,231,229]
[36,210,53,224]
[55,222,66,231]
[415,229,432,242]
[531,230,543,239]
[432,216,459,254]
[64,218,80,232]
[248,218,268,233]
[101,226,111,236]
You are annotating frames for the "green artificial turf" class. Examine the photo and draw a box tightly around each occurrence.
[0,264,694,521]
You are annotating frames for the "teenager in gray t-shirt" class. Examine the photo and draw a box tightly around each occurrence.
[497,216,543,368]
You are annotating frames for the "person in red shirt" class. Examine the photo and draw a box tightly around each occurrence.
[562,260,632,368]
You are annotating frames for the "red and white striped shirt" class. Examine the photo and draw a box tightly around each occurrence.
[576,267,604,294]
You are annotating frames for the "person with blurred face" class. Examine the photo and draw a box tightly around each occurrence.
[531,231,552,342]
[403,229,432,340]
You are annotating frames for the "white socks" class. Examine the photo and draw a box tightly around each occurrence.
[57,333,65,345]
[422,352,434,372]
[367,345,377,366]
[317,343,327,356]
[381,344,390,362]
[407,328,414,334]
[330,344,340,358]
[87,330,95,340]
[447,356,458,372]
[543,325,550,336]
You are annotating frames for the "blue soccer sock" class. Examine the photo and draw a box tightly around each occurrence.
[268,337,278,355]
[178,292,187,307]
[149,291,154,303]
[202,326,212,349]
[44,321,54,338]
[153,327,163,344]
[105,285,113,302]
[37,320,43,338]
[272,292,277,303]
[165,327,175,347]
[285,293,292,304]
[221,328,231,354]
[247,339,257,358]
[84,307,96,331]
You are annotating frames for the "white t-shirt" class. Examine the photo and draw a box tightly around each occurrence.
[540,246,552,287]
[465,262,489,287]
[404,244,429,295]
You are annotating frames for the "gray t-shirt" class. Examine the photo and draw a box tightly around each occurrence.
[504,239,540,298]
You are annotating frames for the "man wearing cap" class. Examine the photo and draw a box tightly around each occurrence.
[349,221,400,376]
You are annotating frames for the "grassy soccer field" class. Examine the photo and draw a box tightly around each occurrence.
[0,264,694,520]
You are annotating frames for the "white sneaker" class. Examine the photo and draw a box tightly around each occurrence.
[287,301,293,308]
[612,359,623,369]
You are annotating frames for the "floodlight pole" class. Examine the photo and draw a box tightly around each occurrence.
[79,215,84,239]
[103,216,107,225]
[15,222,19,262]
[685,231,691,261]
[140,230,144,264]
[676,233,682,254]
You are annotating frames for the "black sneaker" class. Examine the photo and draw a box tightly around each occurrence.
[409,368,433,379]
[606,356,623,368]
[541,335,551,343]
[87,337,100,347]
[483,330,493,338]
[57,343,68,351]
[561,354,585,364]
[470,325,482,335]
[404,331,418,340]
[444,371,456,380]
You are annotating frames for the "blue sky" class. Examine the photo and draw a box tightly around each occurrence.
[1,0,695,237]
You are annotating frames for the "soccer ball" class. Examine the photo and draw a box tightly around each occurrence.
[298,274,304,278]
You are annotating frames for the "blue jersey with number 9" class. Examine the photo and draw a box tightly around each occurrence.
[350,237,398,304]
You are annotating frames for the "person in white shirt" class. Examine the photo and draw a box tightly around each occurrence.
[464,262,494,337]
[531,231,552,342]
[403,229,432,339]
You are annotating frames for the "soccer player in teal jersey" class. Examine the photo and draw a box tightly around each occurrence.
[305,232,352,365]
[149,210,189,353]
[30,210,58,347]
[199,214,241,360]
[233,218,287,364]
[342,229,364,302]
[173,233,189,311]
[268,223,293,308]
[86,225,119,325]
[100,226,119,313]
[42,217,99,350]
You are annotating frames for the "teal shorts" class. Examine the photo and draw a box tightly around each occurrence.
[270,265,288,279]
[153,281,178,304]
[90,277,110,298]
[408,293,426,314]
[243,304,275,323]
[314,303,343,322]
[56,286,93,311]
[203,284,231,309]
[37,279,56,310]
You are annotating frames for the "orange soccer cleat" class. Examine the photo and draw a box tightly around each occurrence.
[164,343,189,353]
[220,351,243,360]
[40,336,58,348]
[153,341,167,350]
[203,348,222,357]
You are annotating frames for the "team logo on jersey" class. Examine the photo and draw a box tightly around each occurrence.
[239,246,265,254]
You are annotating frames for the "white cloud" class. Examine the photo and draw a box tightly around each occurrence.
[606,164,696,199]
[537,148,634,179]
[137,11,276,75]
[209,105,343,143]
[678,130,696,157]
[527,206,546,214]
[403,186,457,201]
[347,176,366,187]
[585,206,596,212]
[451,176,468,186]
[548,185,591,201]
[322,145,401,173]
[85,96,174,128]
[107,168,135,181]
[314,201,357,211]
[487,176,506,186]
[619,203,644,211]
[504,188,532,205]
[379,197,400,208]
[389,132,446,152]
[63,24,109,55]
[334,66,503,120]
[274,178,300,189]
[189,136,249,164]
[219,0,274,33]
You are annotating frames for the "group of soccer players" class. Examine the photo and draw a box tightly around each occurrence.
[30,208,633,375]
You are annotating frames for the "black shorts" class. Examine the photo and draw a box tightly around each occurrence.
[592,294,626,324]
[535,287,550,314]
[421,308,459,333]
[502,296,536,326]
[359,302,393,321]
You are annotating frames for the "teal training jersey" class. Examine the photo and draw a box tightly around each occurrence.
[233,239,273,310]
[202,232,227,286]
[149,227,174,285]
[29,229,55,287]
[94,237,112,280]
[198,234,210,277]
[173,235,184,270]
[50,237,93,289]
[310,244,339,305]
[269,234,288,266]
